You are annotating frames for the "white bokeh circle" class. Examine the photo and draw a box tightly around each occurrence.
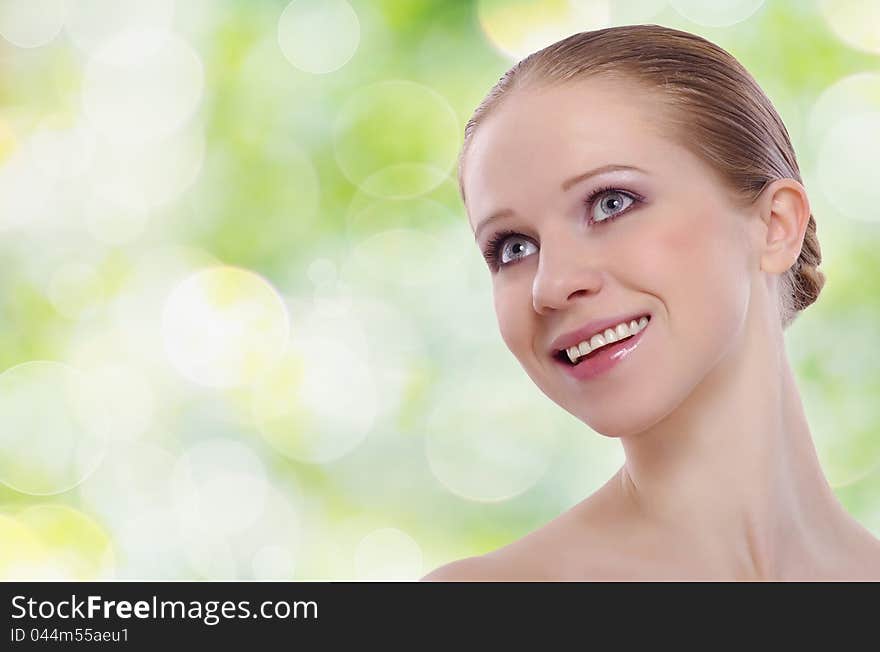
[0,513,48,580]
[82,188,150,245]
[334,293,426,422]
[333,80,459,198]
[425,372,559,503]
[670,0,765,26]
[354,527,423,581]
[808,73,880,225]
[82,29,204,146]
[161,266,290,389]
[252,544,296,580]
[109,245,221,380]
[277,0,360,74]
[252,295,378,464]
[0,361,107,495]
[477,0,611,61]
[0,0,68,48]
[64,0,176,56]
[47,261,105,320]
[819,0,880,55]
[30,122,95,181]
[72,362,156,444]
[77,441,178,523]
[114,507,189,579]
[0,146,55,232]
[13,504,115,579]
[608,0,667,23]
[808,73,880,140]
[816,112,880,225]
[252,336,378,465]
[172,438,269,540]
[89,123,206,212]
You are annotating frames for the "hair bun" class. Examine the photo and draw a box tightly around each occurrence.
[785,213,825,325]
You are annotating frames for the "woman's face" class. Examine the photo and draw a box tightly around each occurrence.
[463,77,759,437]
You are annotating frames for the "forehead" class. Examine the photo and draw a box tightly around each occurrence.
[464,78,673,226]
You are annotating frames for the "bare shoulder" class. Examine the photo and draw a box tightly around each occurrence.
[422,478,634,582]
[845,527,880,580]
[421,554,528,581]
[420,519,575,581]
[421,512,609,582]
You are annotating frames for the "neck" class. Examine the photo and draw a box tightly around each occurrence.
[615,303,865,580]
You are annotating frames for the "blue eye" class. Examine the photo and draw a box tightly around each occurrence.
[586,186,638,225]
[482,230,537,269]
[481,186,644,272]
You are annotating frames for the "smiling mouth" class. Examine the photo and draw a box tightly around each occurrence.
[552,315,651,366]
[553,334,635,365]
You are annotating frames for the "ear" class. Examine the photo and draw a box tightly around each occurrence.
[754,179,811,275]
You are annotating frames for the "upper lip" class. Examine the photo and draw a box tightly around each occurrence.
[550,311,651,355]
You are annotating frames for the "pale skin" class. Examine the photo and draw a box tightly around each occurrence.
[422,77,880,581]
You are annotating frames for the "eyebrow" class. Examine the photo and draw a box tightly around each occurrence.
[472,163,648,242]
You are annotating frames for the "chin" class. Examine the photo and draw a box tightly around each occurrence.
[575,410,650,439]
[558,391,672,439]
[520,355,676,437]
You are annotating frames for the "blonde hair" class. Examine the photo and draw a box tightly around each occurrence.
[458,24,825,330]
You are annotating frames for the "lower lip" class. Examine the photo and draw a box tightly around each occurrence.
[554,318,650,381]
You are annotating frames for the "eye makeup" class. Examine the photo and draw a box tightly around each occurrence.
[481,185,645,272]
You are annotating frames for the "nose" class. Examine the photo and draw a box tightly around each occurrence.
[531,239,603,314]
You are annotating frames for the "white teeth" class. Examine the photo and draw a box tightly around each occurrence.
[562,315,650,364]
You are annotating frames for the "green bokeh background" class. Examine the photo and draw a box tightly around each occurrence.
[0,0,879,580]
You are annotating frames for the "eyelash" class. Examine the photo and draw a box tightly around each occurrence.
[482,185,643,272]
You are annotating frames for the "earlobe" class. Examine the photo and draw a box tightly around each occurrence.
[758,179,811,275]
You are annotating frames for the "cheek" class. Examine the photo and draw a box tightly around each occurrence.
[493,282,532,355]
[650,210,750,342]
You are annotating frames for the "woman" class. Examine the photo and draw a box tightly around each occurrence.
[422,24,880,581]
